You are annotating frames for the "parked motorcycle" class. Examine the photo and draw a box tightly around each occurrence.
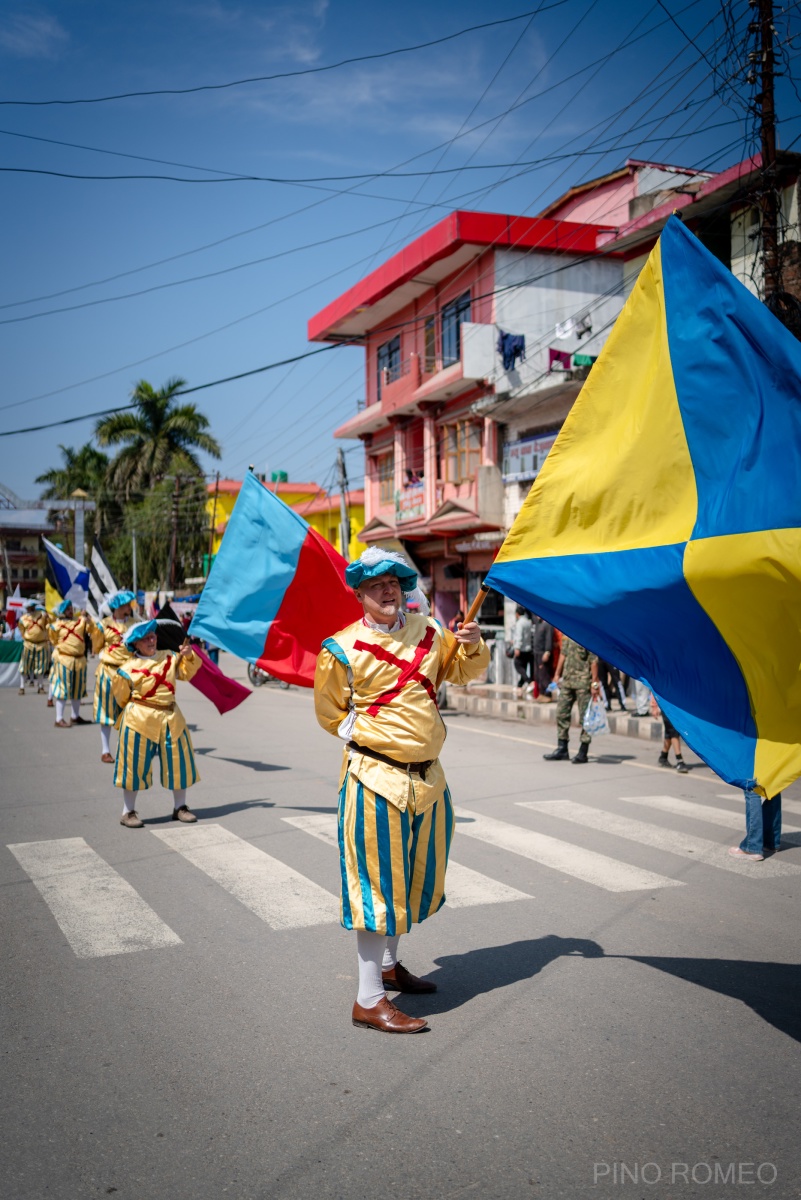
[247,663,290,690]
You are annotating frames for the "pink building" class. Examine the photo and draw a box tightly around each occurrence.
[308,211,617,628]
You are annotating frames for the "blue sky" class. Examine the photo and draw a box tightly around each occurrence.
[0,0,798,500]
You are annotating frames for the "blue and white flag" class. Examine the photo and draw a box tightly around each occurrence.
[42,537,90,607]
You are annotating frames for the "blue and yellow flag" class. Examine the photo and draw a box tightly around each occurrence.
[486,216,801,797]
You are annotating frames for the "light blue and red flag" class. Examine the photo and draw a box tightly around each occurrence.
[486,216,801,798]
[190,471,361,687]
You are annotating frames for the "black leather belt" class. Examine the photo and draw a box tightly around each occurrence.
[348,740,435,781]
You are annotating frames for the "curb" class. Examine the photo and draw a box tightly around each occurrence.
[445,685,663,741]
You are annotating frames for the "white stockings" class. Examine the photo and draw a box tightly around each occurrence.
[356,931,402,1009]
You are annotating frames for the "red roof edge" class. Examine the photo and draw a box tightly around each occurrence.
[606,153,762,245]
[308,210,615,342]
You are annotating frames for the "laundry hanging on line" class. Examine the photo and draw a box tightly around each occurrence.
[497,331,526,371]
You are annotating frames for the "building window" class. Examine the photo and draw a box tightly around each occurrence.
[376,452,395,505]
[424,316,437,373]
[443,420,481,483]
[441,291,471,367]
[6,539,21,551]
[377,336,401,397]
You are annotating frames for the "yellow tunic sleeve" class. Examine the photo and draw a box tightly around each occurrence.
[439,626,491,685]
[48,623,59,647]
[176,649,201,681]
[112,670,132,708]
[90,620,105,654]
[313,649,351,738]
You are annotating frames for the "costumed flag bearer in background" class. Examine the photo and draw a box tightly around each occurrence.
[112,620,201,829]
[48,599,95,728]
[92,590,137,764]
[18,600,51,695]
[314,548,490,1034]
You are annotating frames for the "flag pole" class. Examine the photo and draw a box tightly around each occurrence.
[436,583,490,687]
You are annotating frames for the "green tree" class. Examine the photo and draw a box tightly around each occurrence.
[95,377,221,496]
[35,442,111,551]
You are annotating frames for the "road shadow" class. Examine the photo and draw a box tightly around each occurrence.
[281,805,338,814]
[144,799,275,824]
[592,753,637,763]
[401,935,604,1016]
[622,956,801,1045]
[191,747,289,772]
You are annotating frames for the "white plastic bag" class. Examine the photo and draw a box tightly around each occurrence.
[583,696,609,736]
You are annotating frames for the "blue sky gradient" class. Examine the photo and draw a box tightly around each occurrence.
[1,0,798,499]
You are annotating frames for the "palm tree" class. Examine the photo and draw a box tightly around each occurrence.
[35,443,110,551]
[35,442,109,499]
[95,377,221,496]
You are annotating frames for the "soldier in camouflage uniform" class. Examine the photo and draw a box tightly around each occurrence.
[543,636,600,764]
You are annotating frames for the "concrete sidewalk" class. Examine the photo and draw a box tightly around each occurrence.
[445,682,663,741]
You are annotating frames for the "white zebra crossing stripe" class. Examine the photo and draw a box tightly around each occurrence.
[7,837,182,959]
[620,794,801,835]
[519,801,801,877]
[281,813,532,908]
[455,812,682,893]
[719,793,801,818]
[151,824,338,930]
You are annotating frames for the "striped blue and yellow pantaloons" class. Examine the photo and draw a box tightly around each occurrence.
[94,663,121,726]
[337,770,454,935]
[113,722,199,792]
[20,643,50,679]
[51,657,87,701]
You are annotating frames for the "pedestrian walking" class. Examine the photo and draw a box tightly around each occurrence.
[597,659,626,711]
[512,605,533,690]
[17,600,50,695]
[48,599,95,728]
[656,706,689,773]
[530,613,554,701]
[112,620,201,828]
[92,590,137,764]
[629,677,651,717]
[314,548,489,1034]
[543,636,600,764]
[729,789,782,863]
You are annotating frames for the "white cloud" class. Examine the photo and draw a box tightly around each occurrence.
[0,11,68,58]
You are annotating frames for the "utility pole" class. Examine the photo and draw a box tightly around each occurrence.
[336,448,350,559]
[757,0,780,299]
[131,528,138,595]
[207,470,220,574]
[167,475,181,593]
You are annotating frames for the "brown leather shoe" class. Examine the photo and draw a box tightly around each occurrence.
[352,996,427,1034]
[120,811,144,828]
[382,961,437,994]
[100,753,115,764]
[172,805,197,823]
[72,715,91,726]
[54,719,71,728]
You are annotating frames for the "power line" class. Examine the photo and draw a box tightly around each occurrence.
[0,345,348,437]
[0,7,569,107]
[0,0,709,321]
[0,120,745,329]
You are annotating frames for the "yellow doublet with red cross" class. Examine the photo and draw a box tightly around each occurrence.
[314,615,489,813]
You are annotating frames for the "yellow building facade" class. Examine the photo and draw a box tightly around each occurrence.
[205,479,365,563]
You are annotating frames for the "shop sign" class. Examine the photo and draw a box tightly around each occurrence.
[502,431,558,483]
[395,480,425,523]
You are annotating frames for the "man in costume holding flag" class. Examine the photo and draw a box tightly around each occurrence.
[112,619,201,828]
[92,590,137,764]
[48,599,96,728]
[17,600,51,695]
[314,548,489,1034]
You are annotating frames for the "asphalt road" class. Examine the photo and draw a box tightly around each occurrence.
[2,657,800,1200]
